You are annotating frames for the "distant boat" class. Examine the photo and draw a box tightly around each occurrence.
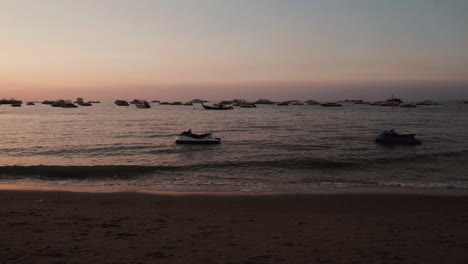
[380,102,399,106]
[27,102,35,106]
[11,102,22,107]
[254,99,275,104]
[75,97,84,104]
[183,102,193,106]
[321,103,342,107]
[277,101,289,106]
[381,96,402,106]
[136,101,151,108]
[130,99,143,104]
[42,100,55,105]
[239,103,256,108]
[201,102,233,110]
[0,99,22,104]
[354,101,370,104]
[52,100,78,108]
[115,100,130,106]
[291,101,304,105]
[63,103,78,108]
[305,100,320,105]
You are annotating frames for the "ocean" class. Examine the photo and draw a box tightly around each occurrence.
[1,102,467,192]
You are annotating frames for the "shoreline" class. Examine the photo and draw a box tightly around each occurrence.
[2,188,468,263]
[1,183,468,196]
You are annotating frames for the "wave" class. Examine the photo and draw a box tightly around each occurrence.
[1,149,467,180]
[368,150,468,165]
[0,158,357,179]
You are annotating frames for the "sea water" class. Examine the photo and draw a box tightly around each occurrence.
[0,102,467,192]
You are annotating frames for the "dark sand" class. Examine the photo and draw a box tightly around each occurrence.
[1,188,468,264]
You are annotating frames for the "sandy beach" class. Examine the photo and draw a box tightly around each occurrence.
[1,188,468,264]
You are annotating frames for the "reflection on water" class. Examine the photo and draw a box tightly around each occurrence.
[0,103,467,192]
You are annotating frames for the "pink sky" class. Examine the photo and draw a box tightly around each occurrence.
[1,0,467,101]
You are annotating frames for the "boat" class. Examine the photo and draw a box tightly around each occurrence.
[175,129,221,144]
[380,96,403,106]
[11,102,22,107]
[291,101,304,105]
[277,101,290,106]
[136,101,151,108]
[400,103,416,108]
[375,129,422,145]
[75,97,84,104]
[115,100,130,106]
[321,103,342,107]
[306,100,320,105]
[27,102,35,105]
[51,100,78,108]
[42,100,55,105]
[62,102,78,108]
[380,101,400,107]
[254,99,275,104]
[201,102,233,110]
[130,99,143,104]
[1,99,22,104]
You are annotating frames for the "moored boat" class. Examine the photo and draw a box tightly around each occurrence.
[321,103,342,107]
[201,102,233,110]
[115,100,130,106]
[305,100,320,105]
[51,100,78,108]
[136,101,151,108]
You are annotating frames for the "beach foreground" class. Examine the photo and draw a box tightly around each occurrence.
[1,188,468,264]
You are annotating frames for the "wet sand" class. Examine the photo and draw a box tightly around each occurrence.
[1,188,468,264]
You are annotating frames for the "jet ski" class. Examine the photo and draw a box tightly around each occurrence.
[376,129,422,145]
[175,129,221,144]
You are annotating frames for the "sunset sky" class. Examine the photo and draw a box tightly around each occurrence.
[1,0,467,101]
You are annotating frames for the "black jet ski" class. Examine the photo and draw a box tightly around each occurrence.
[376,129,422,145]
[175,129,221,144]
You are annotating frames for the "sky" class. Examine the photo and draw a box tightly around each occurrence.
[1,0,467,101]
